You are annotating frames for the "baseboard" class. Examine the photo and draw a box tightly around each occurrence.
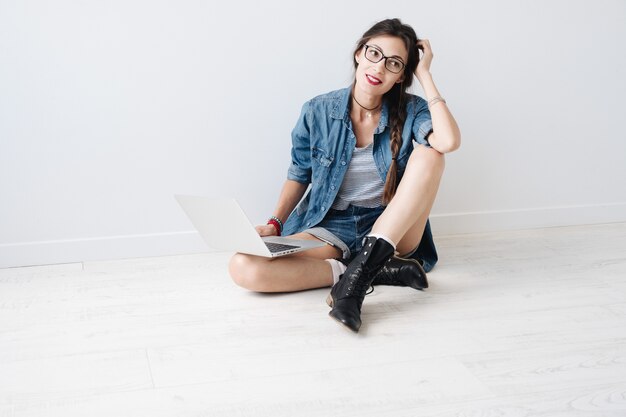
[429,202,626,236]
[0,231,208,269]
[2,202,625,269]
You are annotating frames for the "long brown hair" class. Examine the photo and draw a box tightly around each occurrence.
[353,18,419,205]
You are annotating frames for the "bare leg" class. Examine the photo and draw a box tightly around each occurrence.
[371,144,445,255]
[228,233,342,293]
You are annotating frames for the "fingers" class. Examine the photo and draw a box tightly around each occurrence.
[255,224,277,237]
[416,39,432,51]
[414,39,433,76]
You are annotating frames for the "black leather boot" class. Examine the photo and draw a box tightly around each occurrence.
[327,236,395,333]
[325,256,428,307]
[371,256,429,290]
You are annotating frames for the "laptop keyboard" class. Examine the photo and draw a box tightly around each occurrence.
[265,241,300,253]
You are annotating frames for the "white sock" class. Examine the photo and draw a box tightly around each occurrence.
[326,259,347,285]
[366,233,397,250]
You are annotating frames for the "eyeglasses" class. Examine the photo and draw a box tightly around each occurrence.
[363,45,405,74]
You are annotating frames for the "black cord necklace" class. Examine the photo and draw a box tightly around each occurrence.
[352,95,381,119]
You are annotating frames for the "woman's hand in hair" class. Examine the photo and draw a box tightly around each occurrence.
[415,39,433,80]
[255,224,278,237]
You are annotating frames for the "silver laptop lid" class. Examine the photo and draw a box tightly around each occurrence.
[175,195,326,257]
[175,195,271,256]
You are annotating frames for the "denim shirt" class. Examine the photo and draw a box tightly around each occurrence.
[282,86,438,271]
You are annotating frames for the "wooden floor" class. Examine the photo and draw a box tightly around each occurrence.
[1,222,626,416]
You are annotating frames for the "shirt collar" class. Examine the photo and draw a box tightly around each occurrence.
[331,85,389,133]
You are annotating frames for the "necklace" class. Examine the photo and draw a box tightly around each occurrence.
[352,95,381,119]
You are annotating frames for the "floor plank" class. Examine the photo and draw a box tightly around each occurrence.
[1,222,625,416]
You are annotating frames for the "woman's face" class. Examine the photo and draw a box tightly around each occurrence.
[354,35,408,96]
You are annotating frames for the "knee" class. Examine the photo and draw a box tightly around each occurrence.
[409,144,445,175]
[228,253,270,292]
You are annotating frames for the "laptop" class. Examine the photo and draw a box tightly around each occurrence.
[175,195,326,257]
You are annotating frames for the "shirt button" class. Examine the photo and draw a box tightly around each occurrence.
[331,185,335,190]
[321,206,326,211]
[341,161,346,166]
[307,222,311,226]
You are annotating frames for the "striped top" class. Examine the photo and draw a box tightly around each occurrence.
[331,143,385,210]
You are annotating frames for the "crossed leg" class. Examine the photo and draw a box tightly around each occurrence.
[229,233,341,292]
[228,144,445,293]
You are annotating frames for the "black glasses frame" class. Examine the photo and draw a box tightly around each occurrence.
[363,44,406,74]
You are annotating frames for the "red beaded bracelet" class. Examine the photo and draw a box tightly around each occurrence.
[267,218,282,236]
[269,216,283,230]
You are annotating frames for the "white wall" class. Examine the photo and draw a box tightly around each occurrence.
[1,0,625,268]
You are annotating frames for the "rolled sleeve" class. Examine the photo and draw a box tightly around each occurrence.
[286,102,312,184]
[412,97,434,147]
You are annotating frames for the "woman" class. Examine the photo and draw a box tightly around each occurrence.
[229,18,461,333]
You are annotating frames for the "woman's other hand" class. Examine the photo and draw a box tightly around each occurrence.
[255,224,278,236]
[415,39,433,80]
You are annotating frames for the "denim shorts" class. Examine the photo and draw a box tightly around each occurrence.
[302,205,385,260]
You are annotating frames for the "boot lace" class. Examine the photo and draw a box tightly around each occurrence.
[349,274,375,297]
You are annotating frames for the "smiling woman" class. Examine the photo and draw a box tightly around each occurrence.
[228,18,461,333]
